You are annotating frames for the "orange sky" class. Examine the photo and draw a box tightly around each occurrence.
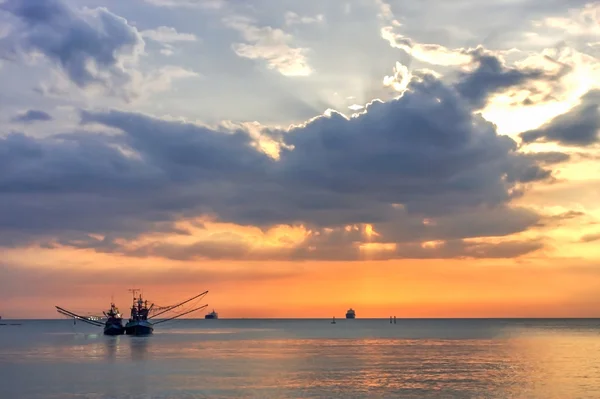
[3,243,600,319]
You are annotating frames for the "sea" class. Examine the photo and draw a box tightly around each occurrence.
[1,318,600,398]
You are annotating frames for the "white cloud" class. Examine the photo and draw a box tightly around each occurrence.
[224,16,312,77]
[134,66,200,97]
[375,0,473,66]
[284,12,324,26]
[482,46,600,136]
[380,25,474,67]
[383,61,411,92]
[374,0,400,26]
[141,26,198,56]
[141,26,198,43]
[533,3,599,37]
[160,45,175,56]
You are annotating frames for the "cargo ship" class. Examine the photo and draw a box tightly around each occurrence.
[205,309,218,319]
[345,308,356,319]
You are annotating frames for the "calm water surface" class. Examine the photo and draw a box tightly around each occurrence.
[1,319,600,398]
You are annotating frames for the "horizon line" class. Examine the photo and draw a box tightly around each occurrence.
[4,317,600,321]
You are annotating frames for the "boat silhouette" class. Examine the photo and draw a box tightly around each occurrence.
[56,289,208,335]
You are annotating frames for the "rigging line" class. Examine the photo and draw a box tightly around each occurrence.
[55,306,104,325]
[55,306,104,327]
[153,295,203,313]
[148,290,208,320]
[56,310,103,327]
[153,304,208,325]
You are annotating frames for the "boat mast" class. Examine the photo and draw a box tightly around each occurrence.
[128,288,140,300]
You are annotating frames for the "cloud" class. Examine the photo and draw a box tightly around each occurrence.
[580,232,600,243]
[143,0,225,9]
[454,50,564,109]
[375,1,473,67]
[394,238,545,260]
[379,39,568,111]
[0,0,144,91]
[224,16,312,76]
[525,151,571,165]
[149,237,544,261]
[0,70,554,260]
[0,0,197,100]
[141,26,198,57]
[11,109,53,123]
[520,90,600,146]
[134,65,200,95]
[141,26,198,43]
[381,26,473,66]
[532,3,600,42]
[284,12,324,26]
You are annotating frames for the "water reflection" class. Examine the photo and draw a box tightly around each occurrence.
[3,320,600,398]
[104,336,120,362]
[129,336,149,361]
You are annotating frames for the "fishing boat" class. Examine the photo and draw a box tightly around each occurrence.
[346,308,356,319]
[205,309,218,319]
[56,289,209,336]
[103,303,124,335]
[56,303,112,334]
[125,292,154,336]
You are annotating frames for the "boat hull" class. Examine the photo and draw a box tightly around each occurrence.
[125,320,154,336]
[345,314,355,319]
[104,323,125,336]
[204,315,218,319]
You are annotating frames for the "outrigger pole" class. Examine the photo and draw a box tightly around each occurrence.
[149,290,209,320]
[55,306,104,327]
[153,304,209,325]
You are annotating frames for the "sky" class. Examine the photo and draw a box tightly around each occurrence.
[0,0,599,319]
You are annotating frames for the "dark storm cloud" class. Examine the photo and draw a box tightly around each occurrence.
[268,73,550,221]
[0,0,143,90]
[0,71,553,259]
[520,90,600,146]
[11,109,53,123]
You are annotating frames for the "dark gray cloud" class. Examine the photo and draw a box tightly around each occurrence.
[11,109,53,123]
[0,0,143,91]
[454,51,566,109]
[54,225,543,261]
[0,71,554,259]
[520,90,600,146]
[527,151,571,165]
[540,210,587,227]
